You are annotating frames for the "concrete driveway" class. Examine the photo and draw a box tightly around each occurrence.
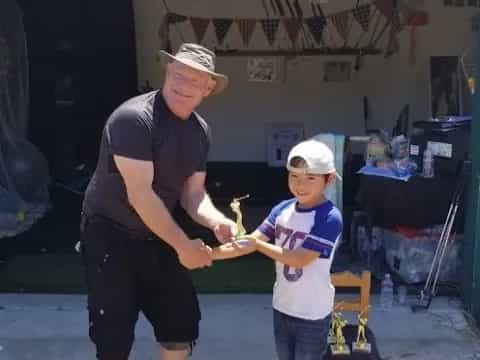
[0,294,479,359]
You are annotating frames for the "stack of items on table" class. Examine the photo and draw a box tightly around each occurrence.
[354,224,461,284]
[357,131,418,182]
[351,117,471,284]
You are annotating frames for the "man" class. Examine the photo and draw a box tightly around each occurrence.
[80,43,237,360]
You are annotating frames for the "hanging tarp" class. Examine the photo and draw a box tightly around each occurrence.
[0,0,50,238]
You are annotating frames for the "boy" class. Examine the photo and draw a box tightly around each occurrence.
[214,139,342,360]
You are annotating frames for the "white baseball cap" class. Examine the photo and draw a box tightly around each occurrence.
[286,139,342,180]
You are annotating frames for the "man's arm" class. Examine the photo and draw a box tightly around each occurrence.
[250,231,319,269]
[180,171,236,242]
[113,155,211,269]
[180,172,228,228]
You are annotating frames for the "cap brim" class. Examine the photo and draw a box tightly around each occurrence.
[158,50,228,95]
[286,165,343,181]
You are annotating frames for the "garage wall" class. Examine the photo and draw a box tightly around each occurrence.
[132,0,477,161]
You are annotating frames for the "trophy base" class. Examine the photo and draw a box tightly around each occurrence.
[327,335,336,344]
[352,341,372,353]
[330,344,351,356]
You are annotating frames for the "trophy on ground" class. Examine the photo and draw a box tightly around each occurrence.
[328,302,345,344]
[327,312,338,344]
[352,311,372,353]
[330,312,351,356]
[230,194,249,239]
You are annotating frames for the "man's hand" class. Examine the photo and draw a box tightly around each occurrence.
[176,239,212,270]
[212,218,238,244]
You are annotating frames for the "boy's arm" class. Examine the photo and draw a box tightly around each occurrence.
[255,237,319,269]
[220,230,318,268]
[257,209,342,268]
[211,238,256,261]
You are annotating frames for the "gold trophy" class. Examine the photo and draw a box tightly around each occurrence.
[327,313,337,344]
[230,194,249,239]
[328,302,345,344]
[330,313,351,356]
[352,312,371,353]
[328,312,342,344]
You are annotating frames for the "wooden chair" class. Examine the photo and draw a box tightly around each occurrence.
[324,271,382,360]
[331,270,371,319]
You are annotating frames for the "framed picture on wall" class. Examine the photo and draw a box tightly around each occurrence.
[429,56,461,118]
[247,57,277,82]
[266,123,305,167]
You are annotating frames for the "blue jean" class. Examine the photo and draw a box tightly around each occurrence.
[273,309,330,360]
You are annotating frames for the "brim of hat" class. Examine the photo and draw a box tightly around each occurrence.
[286,165,343,181]
[158,50,228,95]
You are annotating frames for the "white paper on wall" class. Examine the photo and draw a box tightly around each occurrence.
[266,123,305,167]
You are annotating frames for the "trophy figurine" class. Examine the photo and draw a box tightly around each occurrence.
[328,312,340,344]
[330,313,350,356]
[352,312,371,353]
[328,302,345,344]
[230,194,249,239]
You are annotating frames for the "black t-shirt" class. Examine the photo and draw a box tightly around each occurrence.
[82,91,211,232]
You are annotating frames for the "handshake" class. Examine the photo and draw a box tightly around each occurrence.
[177,195,258,270]
[177,234,258,270]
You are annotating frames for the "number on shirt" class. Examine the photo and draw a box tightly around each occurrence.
[276,225,305,282]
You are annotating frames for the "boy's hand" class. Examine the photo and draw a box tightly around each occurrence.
[210,236,257,261]
[233,236,257,251]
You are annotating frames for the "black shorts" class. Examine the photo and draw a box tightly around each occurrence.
[80,215,201,358]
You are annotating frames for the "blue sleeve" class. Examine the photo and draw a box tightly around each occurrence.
[256,199,295,242]
[302,207,343,259]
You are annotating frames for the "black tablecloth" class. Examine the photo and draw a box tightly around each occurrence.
[356,174,463,228]
[323,325,382,360]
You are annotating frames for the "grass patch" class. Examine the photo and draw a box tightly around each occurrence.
[0,253,86,293]
[0,253,274,294]
[191,254,274,293]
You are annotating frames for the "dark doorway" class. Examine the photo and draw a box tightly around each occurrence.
[18,0,138,180]
[0,0,139,258]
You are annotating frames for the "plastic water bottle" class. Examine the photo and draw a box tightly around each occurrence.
[422,146,434,178]
[380,273,394,310]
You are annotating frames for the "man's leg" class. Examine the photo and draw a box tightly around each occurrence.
[134,239,201,359]
[81,217,139,359]
[160,343,191,360]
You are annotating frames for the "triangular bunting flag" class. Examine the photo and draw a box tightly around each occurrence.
[190,17,210,44]
[352,4,371,32]
[374,0,394,19]
[261,19,280,46]
[330,11,350,40]
[213,18,233,45]
[305,17,326,45]
[236,19,257,46]
[166,13,187,25]
[375,0,402,31]
[282,18,301,45]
